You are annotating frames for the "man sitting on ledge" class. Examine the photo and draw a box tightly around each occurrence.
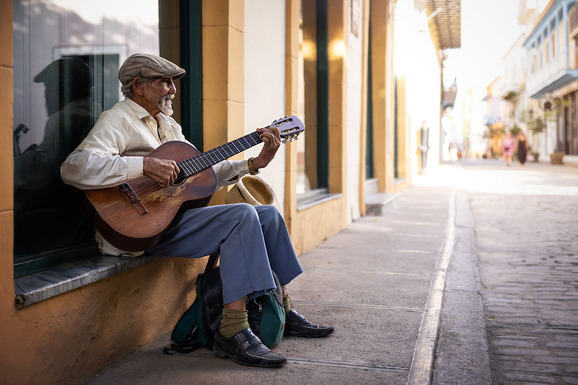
[60,53,333,368]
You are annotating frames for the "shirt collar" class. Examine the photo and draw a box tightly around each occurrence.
[123,97,155,120]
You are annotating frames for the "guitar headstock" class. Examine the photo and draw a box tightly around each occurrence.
[269,116,305,143]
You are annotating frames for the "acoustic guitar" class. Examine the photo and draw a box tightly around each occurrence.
[83,116,304,252]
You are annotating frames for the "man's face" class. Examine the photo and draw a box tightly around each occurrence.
[140,77,176,116]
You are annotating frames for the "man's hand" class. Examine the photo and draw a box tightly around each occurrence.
[143,156,180,187]
[252,126,281,170]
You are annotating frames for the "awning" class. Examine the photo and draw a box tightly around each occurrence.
[427,0,461,49]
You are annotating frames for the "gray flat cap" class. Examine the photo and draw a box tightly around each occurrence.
[118,53,186,84]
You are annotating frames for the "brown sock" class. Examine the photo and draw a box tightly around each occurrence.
[219,308,250,338]
[283,295,291,315]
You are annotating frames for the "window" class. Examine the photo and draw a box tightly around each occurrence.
[538,38,543,69]
[296,0,329,200]
[366,13,374,180]
[13,0,160,277]
[550,28,557,59]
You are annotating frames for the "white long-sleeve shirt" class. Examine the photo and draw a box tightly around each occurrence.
[61,98,249,255]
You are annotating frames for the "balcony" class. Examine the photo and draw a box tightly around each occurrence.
[526,46,578,98]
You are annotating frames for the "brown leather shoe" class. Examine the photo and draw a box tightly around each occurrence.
[284,309,334,338]
[213,328,287,368]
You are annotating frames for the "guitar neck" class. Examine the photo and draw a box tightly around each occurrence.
[178,131,262,178]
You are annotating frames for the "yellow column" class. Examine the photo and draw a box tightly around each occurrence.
[203,0,245,204]
[0,0,14,304]
[358,0,371,215]
[285,0,300,230]
[370,0,396,193]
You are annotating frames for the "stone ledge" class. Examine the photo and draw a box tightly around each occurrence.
[365,192,400,216]
[14,254,164,308]
[297,191,342,211]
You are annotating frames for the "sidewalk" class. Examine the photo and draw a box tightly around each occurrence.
[85,178,490,385]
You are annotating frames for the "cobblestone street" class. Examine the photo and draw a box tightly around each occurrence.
[431,159,578,384]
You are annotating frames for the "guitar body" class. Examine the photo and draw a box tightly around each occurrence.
[84,141,217,251]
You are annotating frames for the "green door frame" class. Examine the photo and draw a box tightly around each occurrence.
[180,0,203,149]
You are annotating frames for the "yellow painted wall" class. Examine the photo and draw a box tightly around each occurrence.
[202,0,245,205]
[396,73,410,185]
[284,0,300,224]
[358,0,372,215]
[291,198,346,255]
[370,0,396,193]
[0,257,204,385]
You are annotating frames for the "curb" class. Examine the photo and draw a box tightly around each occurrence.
[432,189,492,384]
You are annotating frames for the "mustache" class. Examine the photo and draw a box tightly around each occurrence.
[161,94,174,102]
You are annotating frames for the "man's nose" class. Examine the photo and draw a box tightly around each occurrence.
[168,79,176,93]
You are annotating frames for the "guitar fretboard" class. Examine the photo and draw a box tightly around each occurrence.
[177,131,262,178]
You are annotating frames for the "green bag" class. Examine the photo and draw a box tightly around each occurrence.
[164,264,285,354]
[246,273,286,348]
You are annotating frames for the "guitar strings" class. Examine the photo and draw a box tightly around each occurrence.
[176,132,262,178]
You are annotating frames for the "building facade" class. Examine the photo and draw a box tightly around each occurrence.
[0,1,458,383]
[523,0,578,157]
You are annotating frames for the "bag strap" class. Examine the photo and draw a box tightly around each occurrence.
[163,298,203,354]
[169,294,202,344]
[204,253,220,275]
[164,254,221,355]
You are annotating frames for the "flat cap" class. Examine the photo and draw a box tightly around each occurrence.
[118,53,186,85]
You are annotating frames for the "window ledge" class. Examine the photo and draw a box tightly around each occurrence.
[14,254,164,308]
[297,190,342,211]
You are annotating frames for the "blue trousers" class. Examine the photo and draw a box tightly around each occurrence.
[147,203,303,304]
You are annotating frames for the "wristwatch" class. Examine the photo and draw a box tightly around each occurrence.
[248,157,260,175]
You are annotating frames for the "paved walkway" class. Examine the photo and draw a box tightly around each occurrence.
[86,182,473,385]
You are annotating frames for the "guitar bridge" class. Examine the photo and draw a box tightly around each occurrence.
[119,183,149,216]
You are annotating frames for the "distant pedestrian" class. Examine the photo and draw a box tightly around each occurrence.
[515,131,529,166]
[502,133,515,166]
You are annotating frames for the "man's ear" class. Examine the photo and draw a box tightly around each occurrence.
[132,77,145,96]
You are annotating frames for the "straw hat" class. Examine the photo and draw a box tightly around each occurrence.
[226,175,280,210]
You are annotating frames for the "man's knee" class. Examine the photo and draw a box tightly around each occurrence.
[256,205,283,227]
[226,203,282,228]
[226,203,259,222]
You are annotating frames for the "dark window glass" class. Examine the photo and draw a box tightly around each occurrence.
[297,0,329,197]
[13,0,160,277]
